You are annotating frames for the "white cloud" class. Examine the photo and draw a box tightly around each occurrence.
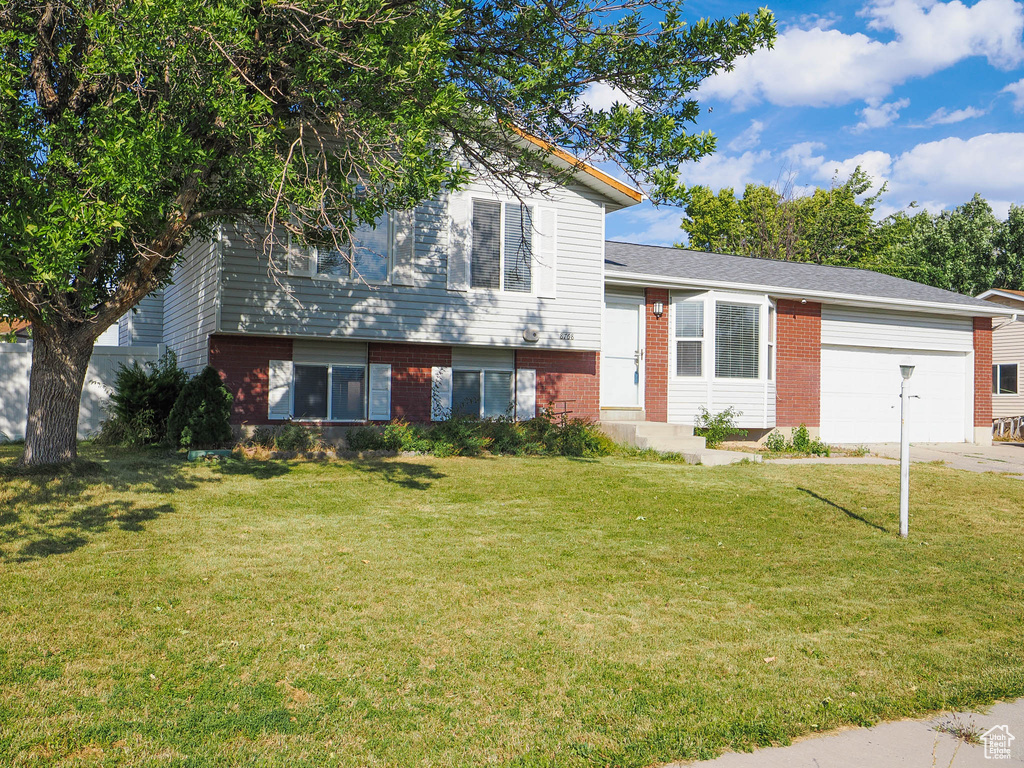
[923,105,988,125]
[700,0,1024,109]
[610,205,688,247]
[1001,77,1024,110]
[854,98,911,132]
[580,82,637,111]
[727,120,765,151]
[676,149,771,191]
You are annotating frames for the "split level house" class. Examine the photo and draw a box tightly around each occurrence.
[978,288,1024,423]
[116,154,1009,446]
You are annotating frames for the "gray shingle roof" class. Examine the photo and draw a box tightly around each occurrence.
[605,241,996,310]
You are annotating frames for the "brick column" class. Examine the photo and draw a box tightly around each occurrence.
[644,288,670,422]
[209,334,293,425]
[368,343,452,422]
[775,300,821,427]
[974,317,993,427]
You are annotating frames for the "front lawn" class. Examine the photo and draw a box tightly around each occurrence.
[1,446,1022,767]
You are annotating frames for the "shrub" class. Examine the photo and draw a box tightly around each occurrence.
[104,351,189,444]
[166,367,233,449]
[763,430,787,452]
[247,426,277,448]
[520,410,608,457]
[791,424,811,453]
[382,421,430,452]
[427,415,490,456]
[807,437,831,457]
[481,417,529,455]
[274,423,315,452]
[346,426,384,451]
[694,406,747,449]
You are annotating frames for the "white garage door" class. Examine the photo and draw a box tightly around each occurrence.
[820,346,970,443]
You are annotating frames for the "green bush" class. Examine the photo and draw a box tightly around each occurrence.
[520,410,608,457]
[103,351,189,444]
[694,406,747,449]
[247,426,277,448]
[274,423,315,452]
[346,426,384,451]
[427,415,490,456]
[382,421,430,452]
[791,424,811,453]
[807,437,831,457]
[166,367,233,449]
[763,430,787,452]
[481,417,530,455]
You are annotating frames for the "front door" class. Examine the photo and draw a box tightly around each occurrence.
[602,298,644,407]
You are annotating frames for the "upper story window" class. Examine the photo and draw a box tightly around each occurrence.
[674,299,704,377]
[471,199,532,293]
[316,214,391,283]
[993,363,1018,395]
[715,302,760,379]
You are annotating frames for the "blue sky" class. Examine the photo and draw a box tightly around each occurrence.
[604,0,1024,246]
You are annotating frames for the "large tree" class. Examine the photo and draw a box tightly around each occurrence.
[0,0,775,465]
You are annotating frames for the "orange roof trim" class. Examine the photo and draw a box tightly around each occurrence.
[511,127,644,204]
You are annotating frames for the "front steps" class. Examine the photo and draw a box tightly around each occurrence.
[598,417,759,466]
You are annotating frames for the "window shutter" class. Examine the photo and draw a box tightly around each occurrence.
[368,363,392,420]
[431,366,453,420]
[268,360,293,420]
[391,209,417,286]
[286,234,316,277]
[447,194,471,291]
[515,368,536,421]
[535,208,557,298]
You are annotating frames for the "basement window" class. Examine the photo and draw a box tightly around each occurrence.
[452,369,514,418]
[293,364,367,420]
[993,363,1018,395]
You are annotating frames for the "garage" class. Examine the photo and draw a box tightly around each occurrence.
[819,308,974,444]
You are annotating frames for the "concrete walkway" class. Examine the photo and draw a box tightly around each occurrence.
[865,441,1024,479]
[671,698,1024,767]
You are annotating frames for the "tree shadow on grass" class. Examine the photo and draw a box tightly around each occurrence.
[798,487,889,533]
[0,449,293,563]
[348,459,446,490]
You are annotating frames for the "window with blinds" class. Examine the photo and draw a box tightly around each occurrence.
[767,304,775,380]
[293,365,329,419]
[674,300,704,377]
[451,369,515,418]
[330,366,366,421]
[471,199,533,292]
[293,364,367,420]
[715,303,760,379]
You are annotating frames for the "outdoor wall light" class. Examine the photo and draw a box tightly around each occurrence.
[653,301,664,318]
[900,364,915,380]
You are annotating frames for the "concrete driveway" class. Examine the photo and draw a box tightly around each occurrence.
[672,698,1024,767]
[863,441,1024,479]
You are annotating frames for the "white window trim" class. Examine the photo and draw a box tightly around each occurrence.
[312,213,393,286]
[291,362,369,422]
[993,362,1019,396]
[470,198,536,296]
[451,366,516,419]
[671,295,706,379]
[767,300,776,382]
[713,297,765,382]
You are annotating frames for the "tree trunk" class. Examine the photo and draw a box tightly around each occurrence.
[21,327,95,466]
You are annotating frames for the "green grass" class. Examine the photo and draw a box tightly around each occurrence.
[1,444,1022,767]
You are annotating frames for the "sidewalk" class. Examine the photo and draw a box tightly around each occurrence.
[669,698,1024,767]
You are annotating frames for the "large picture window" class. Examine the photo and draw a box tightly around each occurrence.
[993,363,1018,395]
[317,214,390,283]
[674,300,704,377]
[715,302,760,379]
[451,369,514,418]
[292,364,367,420]
[471,199,532,293]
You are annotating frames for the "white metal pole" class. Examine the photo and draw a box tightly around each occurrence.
[899,377,910,538]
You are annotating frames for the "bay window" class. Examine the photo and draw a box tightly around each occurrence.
[715,302,760,379]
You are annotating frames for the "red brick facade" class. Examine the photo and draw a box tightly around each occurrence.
[974,316,993,426]
[775,300,821,427]
[208,334,600,424]
[515,349,600,421]
[209,334,293,425]
[368,343,452,423]
[644,288,670,422]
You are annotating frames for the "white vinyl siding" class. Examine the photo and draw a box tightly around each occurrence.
[118,289,165,347]
[992,316,1024,418]
[218,173,604,350]
[162,235,220,373]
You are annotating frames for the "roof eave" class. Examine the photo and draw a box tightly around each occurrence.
[606,270,1015,318]
[978,289,1024,305]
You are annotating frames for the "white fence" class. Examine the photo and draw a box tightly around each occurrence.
[0,343,163,441]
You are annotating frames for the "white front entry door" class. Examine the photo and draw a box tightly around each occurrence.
[602,299,644,407]
[820,346,970,443]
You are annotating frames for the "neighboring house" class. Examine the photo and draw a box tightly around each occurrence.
[978,288,1024,420]
[1,320,118,345]
[114,157,1007,445]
